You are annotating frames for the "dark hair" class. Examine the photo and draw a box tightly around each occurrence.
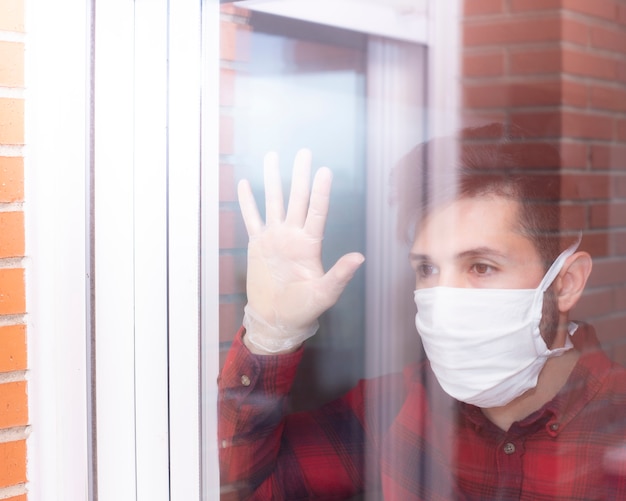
[392,123,576,269]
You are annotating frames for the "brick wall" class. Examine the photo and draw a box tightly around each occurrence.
[0,0,29,499]
[219,4,250,371]
[462,0,626,363]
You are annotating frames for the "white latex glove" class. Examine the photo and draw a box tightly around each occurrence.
[238,149,365,354]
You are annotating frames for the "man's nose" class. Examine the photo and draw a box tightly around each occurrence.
[437,269,467,288]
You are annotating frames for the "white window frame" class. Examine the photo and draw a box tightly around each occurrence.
[26,0,459,499]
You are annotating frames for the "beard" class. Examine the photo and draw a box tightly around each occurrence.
[539,286,561,349]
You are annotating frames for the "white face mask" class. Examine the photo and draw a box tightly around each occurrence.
[414,237,581,408]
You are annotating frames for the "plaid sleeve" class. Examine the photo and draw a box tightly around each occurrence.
[218,327,406,500]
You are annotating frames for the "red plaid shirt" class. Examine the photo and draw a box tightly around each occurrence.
[219,323,626,500]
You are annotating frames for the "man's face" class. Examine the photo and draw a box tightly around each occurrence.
[410,195,546,291]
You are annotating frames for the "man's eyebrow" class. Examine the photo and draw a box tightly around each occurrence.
[408,247,509,262]
[457,247,509,260]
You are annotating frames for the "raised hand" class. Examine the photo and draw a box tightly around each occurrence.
[238,149,365,354]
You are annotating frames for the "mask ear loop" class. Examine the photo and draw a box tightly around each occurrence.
[538,232,583,294]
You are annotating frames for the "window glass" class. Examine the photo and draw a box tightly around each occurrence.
[215,1,626,499]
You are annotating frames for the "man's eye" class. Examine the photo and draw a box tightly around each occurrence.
[418,263,437,278]
[471,263,493,275]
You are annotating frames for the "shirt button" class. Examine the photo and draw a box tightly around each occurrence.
[240,375,251,386]
[550,423,560,431]
[503,442,516,455]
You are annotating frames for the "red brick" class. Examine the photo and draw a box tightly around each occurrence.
[463,0,504,17]
[220,20,237,62]
[0,0,24,32]
[590,202,626,228]
[0,324,26,372]
[510,110,562,138]
[591,144,626,170]
[0,211,24,258]
[464,16,561,46]
[510,0,561,12]
[561,111,614,140]
[220,68,235,107]
[618,119,626,141]
[464,81,564,108]
[219,254,246,296]
[220,2,250,17]
[463,51,505,77]
[590,25,626,55]
[562,79,588,108]
[586,258,626,287]
[0,381,27,428]
[219,301,245,343]
[0,157,23,202]
[563,48,619,81]
[616,284,626,310]
[0,440,26,487]
[590,85,626,113]
[561,17,590,46]
[594,313,626,345]
[620,3,626,26]
[220,164,236,203]
[581,231,611,257]
[219,209,247,250]
[561,173,611,200]
[559,142,588,169]
[461,112,508,136]
[615,174,626,197]
[0,42,24,88]
[0,268,25,315]
[562,0,619,21]
[572,288,615,318]
[613,230,626,255]
[560,203,588,229]
[509,47,561,75]
[0,98,24,145]
[220,114,234,156]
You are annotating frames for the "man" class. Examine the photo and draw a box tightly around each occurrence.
[218,127,626,500]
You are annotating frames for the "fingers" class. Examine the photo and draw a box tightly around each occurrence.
[237,179,263,236]
[285,149,312,227]
[319,252,365,306]
[303,166,333,238]
[264,152,285,225]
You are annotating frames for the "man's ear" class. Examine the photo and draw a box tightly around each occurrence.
[555,251,593,313]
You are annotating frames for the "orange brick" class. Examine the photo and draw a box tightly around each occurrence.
[0,212,24,258]
[463,51,505,77]
[587,259,626,288]
[0,0,24,32]
[563,49,619,81]
[220,20,238,62]
[0,98,24,145]
[0,157,24,202]
[0,42,24,88]
[562,111,614,140]
[463,0,504,16]
[3,495,27,501]
[0,440,26,487]
[0,381,27,428]
[464,16,562,46]
[590,83,626,113]
[219,209,247,250]
[0,324,26,372]
[509,47,562,75]
[590,25,626,55]
[562,0,619,21]
[0,268,25,315]
[510,0,561,12]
